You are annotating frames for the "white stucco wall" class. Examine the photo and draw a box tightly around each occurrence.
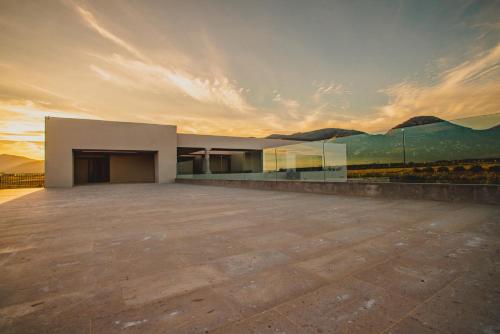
[45,117,177,187]
[177,133,300,150]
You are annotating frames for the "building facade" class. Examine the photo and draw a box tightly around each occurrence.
[45,117,297,187]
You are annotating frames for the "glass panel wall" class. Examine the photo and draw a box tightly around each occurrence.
[177,114,499,185]
[331,114,500,184]
[177,141,348,182]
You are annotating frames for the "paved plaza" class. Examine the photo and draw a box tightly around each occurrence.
[0,184,499,333]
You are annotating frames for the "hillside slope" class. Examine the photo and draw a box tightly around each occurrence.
[267,128,365,141]
[391,116,444,130]
[4,160,44,173]
[334,121,500,165]
[0,154,44,173]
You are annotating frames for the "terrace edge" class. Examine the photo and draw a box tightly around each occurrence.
[175,178,500,205]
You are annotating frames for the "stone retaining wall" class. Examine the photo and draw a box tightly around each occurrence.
[176,178,500,205]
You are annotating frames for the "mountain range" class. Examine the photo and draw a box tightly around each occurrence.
[1,116,498,170]
[267,128,365,141]
[0,154,44,173]
[267,116,500,165]
[266,116,450,140]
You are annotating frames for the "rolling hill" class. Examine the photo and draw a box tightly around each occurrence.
[266,116,446,141]
[335,120,500,165]
[390,116,444,130]
[265,116,500,165]
[0,154,44,173]
[266,128,365,141]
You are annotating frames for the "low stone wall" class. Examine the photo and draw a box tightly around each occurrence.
[176,178,500,205]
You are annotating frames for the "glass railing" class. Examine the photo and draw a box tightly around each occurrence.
[176,141,348,182]
[331,113,500,184]
[177,113,499,185]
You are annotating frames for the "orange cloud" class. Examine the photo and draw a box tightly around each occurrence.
[377,43,500,124]
[78,5,251,113]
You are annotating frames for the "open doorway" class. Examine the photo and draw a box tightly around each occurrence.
[74,153,110,184]
[73,150,156,185]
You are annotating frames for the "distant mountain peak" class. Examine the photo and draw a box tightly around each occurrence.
[266,128,366,141]
[391,116,445,130]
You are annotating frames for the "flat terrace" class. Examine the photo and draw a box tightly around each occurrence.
[0,184,499,333]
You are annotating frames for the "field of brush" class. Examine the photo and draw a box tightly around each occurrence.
[347,163,500,184]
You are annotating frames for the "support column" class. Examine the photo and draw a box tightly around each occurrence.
[204,148,211,174]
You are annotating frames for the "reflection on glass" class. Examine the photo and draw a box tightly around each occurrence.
[179,141,348,183]
[177,114,499,184]
[330,113,499,184]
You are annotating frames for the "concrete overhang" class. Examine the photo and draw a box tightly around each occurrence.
[177,133,302,151]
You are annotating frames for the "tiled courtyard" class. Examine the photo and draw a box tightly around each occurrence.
[0,183,499,333]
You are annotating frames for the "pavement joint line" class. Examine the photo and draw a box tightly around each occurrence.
[379,274,464,334]
[207,285,243,320]
[2,184,498,332]
[210,241,425,332]
[273,308,305,331]
[206,253,400,333]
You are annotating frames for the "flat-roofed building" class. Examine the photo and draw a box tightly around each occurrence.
[45,117,298,187]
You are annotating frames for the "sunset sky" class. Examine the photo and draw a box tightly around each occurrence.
[1,0,500,160]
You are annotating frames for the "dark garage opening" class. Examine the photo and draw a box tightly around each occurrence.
[73,150,156,185]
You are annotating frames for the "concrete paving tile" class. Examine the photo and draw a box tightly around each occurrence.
[211,249,291,278]
[321,224,387,246]
[280,218,349,238]
[354,228,433,256]
[294,246,388,281]
[154,233,252,266]
[0,255,116,308]
[239,231,303,250]
[410,303,500,334]
[414,206,496,233]
[90,252,187,282]
[219,222,292,240]
[176,218,259,237]
[1,183,498,333]
[353,257,461,302]
[468,208,500,235]
[398,231,498,272]
[412,267,500,324]
[275,277,418,334]
[209,310,303,334]
[0,292,89,334]
[93,287,241,334]
[120,264,229,305]
[280,235,345,260]
[385,316,444,334]
[0,240,94,267]
[213,266,325,316]
[0,288,122,334]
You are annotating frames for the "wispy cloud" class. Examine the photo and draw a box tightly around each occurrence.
[378,43,500,123]
[90,54,251,111]
[89,63,151,92]
[300,45,500,134]
[272,92,300,109]
[76,6,146,61]
[77,5,251,112]
[312,82,351,102]
[472,21,500,40]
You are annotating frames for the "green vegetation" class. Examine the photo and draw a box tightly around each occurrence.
[348,164,500,184]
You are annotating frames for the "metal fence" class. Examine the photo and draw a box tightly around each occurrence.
[0,173,45,189]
